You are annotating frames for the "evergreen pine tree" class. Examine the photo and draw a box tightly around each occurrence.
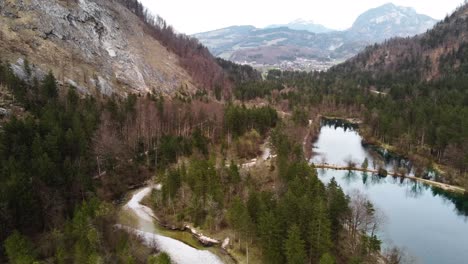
[284,224,306,264]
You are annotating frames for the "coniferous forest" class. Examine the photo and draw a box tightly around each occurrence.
[0,58,387,264]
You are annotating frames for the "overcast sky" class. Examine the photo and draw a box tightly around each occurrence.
[138,0,465,34]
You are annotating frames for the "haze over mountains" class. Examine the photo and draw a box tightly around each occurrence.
[194,3,438,71]
[266,19,335,34]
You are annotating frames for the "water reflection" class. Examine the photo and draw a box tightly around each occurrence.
[312,119,468,264]
[321,117,358,131]
[320,170,468,264]
[362,172,368,185]
[403,179,425,199]
[312,119,467,215]
[431,188,468,218]
[342,170,358,185]
[317,119,443,181]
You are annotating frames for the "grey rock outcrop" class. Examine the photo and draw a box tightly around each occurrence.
[10,58,46,82]
[0,0,196,96]
[0,108,9,117]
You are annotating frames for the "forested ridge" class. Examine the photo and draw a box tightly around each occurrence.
[333,4,468,81]
[330,3,468,182]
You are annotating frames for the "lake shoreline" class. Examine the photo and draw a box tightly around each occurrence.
[313,164,465,194]
[312,123,468,264]
[316,116,466,194]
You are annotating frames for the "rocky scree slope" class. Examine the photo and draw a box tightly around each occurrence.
[0,0,197,96]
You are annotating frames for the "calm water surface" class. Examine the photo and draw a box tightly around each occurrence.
[311,122,468,264]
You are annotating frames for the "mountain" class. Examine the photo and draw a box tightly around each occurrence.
[194,25,257,58]
[0,0,227,96]
[194,3,437,71]
[348,3,437,41]
[193,26,362,67]
[334,3,468,81]
[266,19,334,33]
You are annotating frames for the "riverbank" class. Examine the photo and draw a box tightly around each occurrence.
[360,130,467,188]
[145,185,265,264]
[313,164,466,194]
[118,186,231,264]
[137,187,222,247]
[142,142,279,264]
[319,115,363,125]
[315,115,466,192]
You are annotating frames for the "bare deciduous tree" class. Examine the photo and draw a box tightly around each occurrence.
[383,246,418,264]
[346,189,386,253]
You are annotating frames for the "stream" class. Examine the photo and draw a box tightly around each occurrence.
[311,119,468,264]
[116,142,276,264]
[118,186,224,264]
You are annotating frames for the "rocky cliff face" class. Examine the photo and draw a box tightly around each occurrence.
[0,0,196,96]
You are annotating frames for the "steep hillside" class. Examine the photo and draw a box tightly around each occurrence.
[0,0,227,97]
[194,3,437,70]
[334,3,468,81]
